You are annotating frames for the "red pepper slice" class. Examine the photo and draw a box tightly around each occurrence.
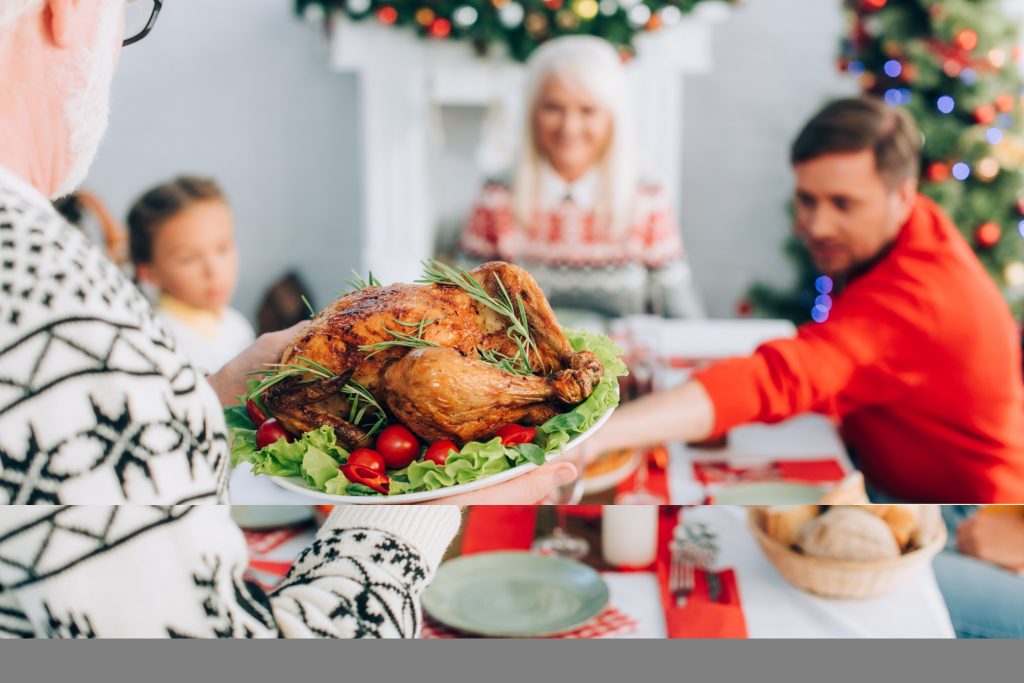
[246,398,268,427]
[341,463,390,495]
[495,424,537,446]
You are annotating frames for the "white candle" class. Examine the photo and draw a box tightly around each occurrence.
[601,506,659,568]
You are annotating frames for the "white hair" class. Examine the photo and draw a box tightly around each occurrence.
[0,0,43,29]
[513,36,640,239]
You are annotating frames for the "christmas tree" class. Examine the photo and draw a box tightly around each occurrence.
[294,0,734,62]
[750,0,1024,324]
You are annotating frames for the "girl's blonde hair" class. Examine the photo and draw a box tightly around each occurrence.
[513,36,640,238]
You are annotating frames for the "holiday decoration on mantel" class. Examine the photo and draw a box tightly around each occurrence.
[294,0,739,61]
[749,0,1024,322]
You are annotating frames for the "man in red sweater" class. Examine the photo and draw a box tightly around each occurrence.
[592,97,1024,503]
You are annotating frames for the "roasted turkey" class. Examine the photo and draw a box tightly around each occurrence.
[263,262,604,448]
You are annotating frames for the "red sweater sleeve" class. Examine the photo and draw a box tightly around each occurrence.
[693,280,932,437]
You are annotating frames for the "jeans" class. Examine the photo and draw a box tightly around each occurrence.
[866,484,1024,639]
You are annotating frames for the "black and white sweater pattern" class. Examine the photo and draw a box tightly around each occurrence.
[0,505,460,638]
[0,166,227,505]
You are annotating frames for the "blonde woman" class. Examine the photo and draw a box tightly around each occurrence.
[460,36,704,319]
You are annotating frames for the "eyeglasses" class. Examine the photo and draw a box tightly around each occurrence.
[123,0,162,47]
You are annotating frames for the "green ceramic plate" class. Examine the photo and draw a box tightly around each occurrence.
[713,481,825,504]
[422,552,610,638]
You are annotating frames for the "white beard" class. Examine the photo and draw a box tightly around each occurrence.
[51,4,120,199]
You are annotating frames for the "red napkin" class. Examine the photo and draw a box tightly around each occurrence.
[776,459,846,483]
[655,507,749,639]
[459,506,538,555]
[693,458,845,486]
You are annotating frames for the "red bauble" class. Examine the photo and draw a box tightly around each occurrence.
[861,0,887,10]
[430,18,451,37]
[996,93,1015,113]
[975,222,1002,248]
[376,5,398,24]
[926,161,951,182]
[956,29,979,52]
[974,105,997,124]
[1016,198,1024,216]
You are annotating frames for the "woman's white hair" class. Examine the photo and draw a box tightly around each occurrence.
[0,0,43,29]
[513,35,639,238]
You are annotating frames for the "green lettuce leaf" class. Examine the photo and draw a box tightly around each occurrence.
[301,447,343,489]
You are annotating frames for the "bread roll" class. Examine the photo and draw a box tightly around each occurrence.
[763,505,820,548]
[860,505,919,549]
[796,507,901,561]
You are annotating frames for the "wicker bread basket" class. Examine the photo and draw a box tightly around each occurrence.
[747,507,948,599]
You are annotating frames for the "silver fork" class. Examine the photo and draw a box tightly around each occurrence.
[669,549,695,607]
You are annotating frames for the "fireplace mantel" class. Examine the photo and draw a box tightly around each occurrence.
[329,6,728,284]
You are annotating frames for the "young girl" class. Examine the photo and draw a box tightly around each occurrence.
[128,175,255,374]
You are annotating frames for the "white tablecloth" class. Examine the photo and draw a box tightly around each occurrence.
[603,506,954,639]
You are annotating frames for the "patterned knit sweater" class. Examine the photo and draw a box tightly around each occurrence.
[459,176,705,319]
[0,505,461,638]
[0,165,462,637]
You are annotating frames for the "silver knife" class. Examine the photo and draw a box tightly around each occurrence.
[706,570,723,603]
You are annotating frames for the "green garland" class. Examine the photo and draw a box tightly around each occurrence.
[295,0,736,61]
[750,0,1024,322]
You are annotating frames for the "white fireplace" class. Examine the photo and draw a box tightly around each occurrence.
[327,4,729,284]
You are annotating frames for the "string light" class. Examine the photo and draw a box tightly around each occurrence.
[811,305,830,323]
[847,60,865,75]
[986,127,1004,144]
[883,59,902,77]
[937,95,955,114]
[952,162,971,180]
[815,276,834,294]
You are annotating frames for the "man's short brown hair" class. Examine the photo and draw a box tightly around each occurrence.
[791,97,922,189]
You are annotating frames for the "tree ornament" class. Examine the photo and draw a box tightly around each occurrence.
[976,157,1000,181]
[975,222,1002,249]
[346,0,372,15]
[995,93,1015,113]
[376,5,398,24]
[415,8,436,26]
[555,8,579,29]
[1005,262,1024,288]
[572,0,600,20]
[926,161,951,182]
[956,29,979,52]
[975,105,997,125]
[429,17,452,38]
[498,2,525,28]
[525,11,548,35]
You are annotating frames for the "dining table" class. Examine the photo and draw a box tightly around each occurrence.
[237,504,955,639]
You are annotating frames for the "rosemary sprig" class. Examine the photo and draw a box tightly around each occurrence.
[478,347,533,376]
[359,317,439,358]
[344,269,383,293]
[301,294,316,319]
[341,380,387,437]
[418,259,542,374]
[246,356,336,399]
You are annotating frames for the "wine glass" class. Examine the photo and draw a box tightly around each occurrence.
[531,446,589,560]
[614,327,668,505]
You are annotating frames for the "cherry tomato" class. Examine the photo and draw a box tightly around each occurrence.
[255,418,293,449]
[341,464,390,495]
[495,424,537,446]
[347,448,386,475]
[375,424,420,469]
[424,440,459,466]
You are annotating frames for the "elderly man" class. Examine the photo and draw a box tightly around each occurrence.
[593,97,1024,503]
[0,1,570,638]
